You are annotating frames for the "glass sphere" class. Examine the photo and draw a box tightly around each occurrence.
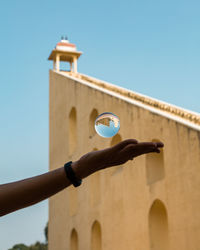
[95,112,120,138]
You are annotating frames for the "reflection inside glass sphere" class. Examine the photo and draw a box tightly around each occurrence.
[95,112,120,138]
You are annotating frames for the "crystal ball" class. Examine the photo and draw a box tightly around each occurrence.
[95,112,120,138]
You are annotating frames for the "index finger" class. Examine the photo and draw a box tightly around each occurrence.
[138,142,164,149]
[154,142,164,148]
[113,139,138,150]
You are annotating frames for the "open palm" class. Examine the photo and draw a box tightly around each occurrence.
[75,139,164,179]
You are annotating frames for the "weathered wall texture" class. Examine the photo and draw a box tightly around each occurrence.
[49,70,200,250]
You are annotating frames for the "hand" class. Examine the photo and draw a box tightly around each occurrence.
[72,139,164,179]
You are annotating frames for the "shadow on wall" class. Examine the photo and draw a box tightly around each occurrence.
[69,107,77,155]
[89,109,99,139]
[91,220,102,250]
[110,134,122,147]
[148,199,169,250]
[70,228,78,250]
[146,139,165,185]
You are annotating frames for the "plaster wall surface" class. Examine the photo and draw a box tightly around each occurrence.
[49,70,200,250]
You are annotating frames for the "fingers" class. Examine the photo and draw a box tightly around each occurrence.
[113,139,138,150]
[114,139,163,150]
[154,142,164,148]
[120,141,164,161]
[140,141,164,148]
[135,142,164,154]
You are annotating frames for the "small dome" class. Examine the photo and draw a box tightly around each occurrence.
[56,38,77,52]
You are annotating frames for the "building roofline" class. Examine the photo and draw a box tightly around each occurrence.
[48,49,82,61]
[54,70,200,131]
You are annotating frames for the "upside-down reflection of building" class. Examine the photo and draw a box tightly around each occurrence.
[48,38,200,250]
[96,118,110,127]
[96,116,119,128]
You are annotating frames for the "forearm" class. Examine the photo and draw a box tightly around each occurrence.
[0,162,79,217]
[0,140,164,217]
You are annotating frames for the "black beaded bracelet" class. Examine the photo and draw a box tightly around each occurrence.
[64,161,82,187]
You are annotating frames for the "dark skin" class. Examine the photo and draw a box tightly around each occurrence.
[0,139,163,217]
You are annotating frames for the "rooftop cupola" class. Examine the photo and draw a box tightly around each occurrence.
[48,37,82,73]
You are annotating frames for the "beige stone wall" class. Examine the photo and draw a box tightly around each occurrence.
[49,70,200,250]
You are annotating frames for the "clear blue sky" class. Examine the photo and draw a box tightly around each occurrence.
[0,0,200,249]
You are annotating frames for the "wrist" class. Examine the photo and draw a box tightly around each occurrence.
[71,159,96,179]
[71,160,83,179]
